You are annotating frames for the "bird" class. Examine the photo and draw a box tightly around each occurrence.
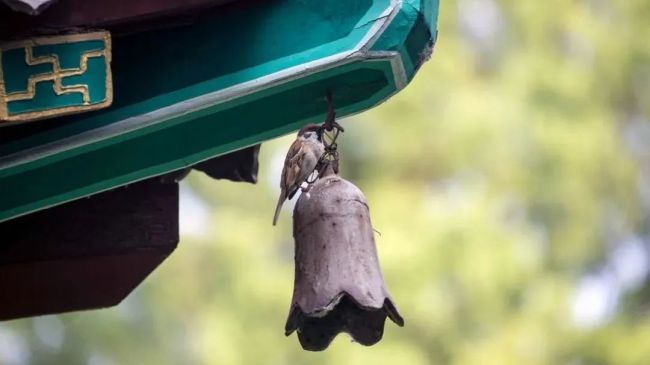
[273,124,325,225]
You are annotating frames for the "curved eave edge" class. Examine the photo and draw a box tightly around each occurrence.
[0,0,439,223]
[0,51,404,172]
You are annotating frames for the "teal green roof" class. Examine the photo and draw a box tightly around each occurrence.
[0,0,439,222]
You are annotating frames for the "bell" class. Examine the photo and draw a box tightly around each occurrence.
[285,166,403,351]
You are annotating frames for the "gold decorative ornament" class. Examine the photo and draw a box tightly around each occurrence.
[0,31,113,123]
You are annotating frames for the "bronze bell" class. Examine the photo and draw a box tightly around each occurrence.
[285,167,403,351]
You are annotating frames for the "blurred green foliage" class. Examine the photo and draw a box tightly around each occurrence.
[3,0,650,364]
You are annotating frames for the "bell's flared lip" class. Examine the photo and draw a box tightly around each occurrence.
[285,292,403,351]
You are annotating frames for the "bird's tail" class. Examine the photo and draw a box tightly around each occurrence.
[272,191,286,226]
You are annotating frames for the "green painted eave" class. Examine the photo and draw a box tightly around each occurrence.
[0,0,439,222]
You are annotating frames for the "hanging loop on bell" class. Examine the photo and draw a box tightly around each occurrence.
[315,90,344,178]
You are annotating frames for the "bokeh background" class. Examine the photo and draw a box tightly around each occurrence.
[2,0,650,364]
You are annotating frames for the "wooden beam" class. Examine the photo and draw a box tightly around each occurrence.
[193,145,260,183]
[0,177,178,321]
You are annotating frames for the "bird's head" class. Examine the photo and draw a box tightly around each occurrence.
[297,124,324,142]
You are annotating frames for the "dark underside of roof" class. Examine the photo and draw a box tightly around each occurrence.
[0,0,240,39]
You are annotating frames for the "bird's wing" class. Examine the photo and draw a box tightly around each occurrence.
[282,139,304,192]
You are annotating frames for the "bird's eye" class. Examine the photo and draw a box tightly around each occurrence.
[304,132,312,138]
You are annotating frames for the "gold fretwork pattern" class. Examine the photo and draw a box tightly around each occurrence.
[0,31,113,123]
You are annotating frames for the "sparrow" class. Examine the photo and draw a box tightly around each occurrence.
[273,124,325,225]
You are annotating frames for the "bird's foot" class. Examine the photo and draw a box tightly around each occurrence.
[301,183,314,194]
[330,120,345,132]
